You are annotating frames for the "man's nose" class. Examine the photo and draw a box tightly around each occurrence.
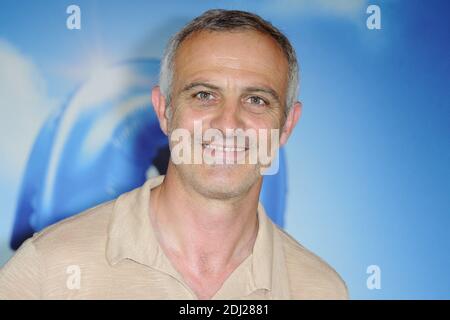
[209,100,245,132]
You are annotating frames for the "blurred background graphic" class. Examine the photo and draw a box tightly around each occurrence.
[0,0,449,299]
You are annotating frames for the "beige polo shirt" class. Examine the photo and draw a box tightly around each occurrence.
[0,175,348,300]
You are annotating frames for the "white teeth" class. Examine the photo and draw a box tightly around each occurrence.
[203,144,246,152]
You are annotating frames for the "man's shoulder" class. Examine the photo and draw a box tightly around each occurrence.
[30,199,116,254]
[0,198,119,299]
[274,227,349,299]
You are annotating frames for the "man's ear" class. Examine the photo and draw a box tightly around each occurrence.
[151,86,169,135]
[280,101,302,146]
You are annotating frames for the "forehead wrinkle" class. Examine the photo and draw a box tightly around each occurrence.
[180,67,283,91]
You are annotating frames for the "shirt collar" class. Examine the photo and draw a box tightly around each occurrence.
[106,175,163,268]
[106,175,290,298]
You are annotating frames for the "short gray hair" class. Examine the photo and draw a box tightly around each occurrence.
[159,9,299,119]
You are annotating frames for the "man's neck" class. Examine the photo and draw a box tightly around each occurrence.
[149,164,261,297]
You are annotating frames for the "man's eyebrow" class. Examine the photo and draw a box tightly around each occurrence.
[244,86,281,104]
[181,82,221,92]
[181,82,282,104]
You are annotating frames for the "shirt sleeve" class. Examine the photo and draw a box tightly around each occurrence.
[0,237,44,299]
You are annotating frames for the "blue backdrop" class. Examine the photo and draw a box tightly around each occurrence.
[0,0,449,299]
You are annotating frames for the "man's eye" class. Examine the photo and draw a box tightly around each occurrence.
[194,91,214,101]
[246,96,267,106]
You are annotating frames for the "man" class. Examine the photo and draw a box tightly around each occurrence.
[0,9,348,299]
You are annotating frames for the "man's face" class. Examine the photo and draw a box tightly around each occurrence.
[163,30,292,199]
